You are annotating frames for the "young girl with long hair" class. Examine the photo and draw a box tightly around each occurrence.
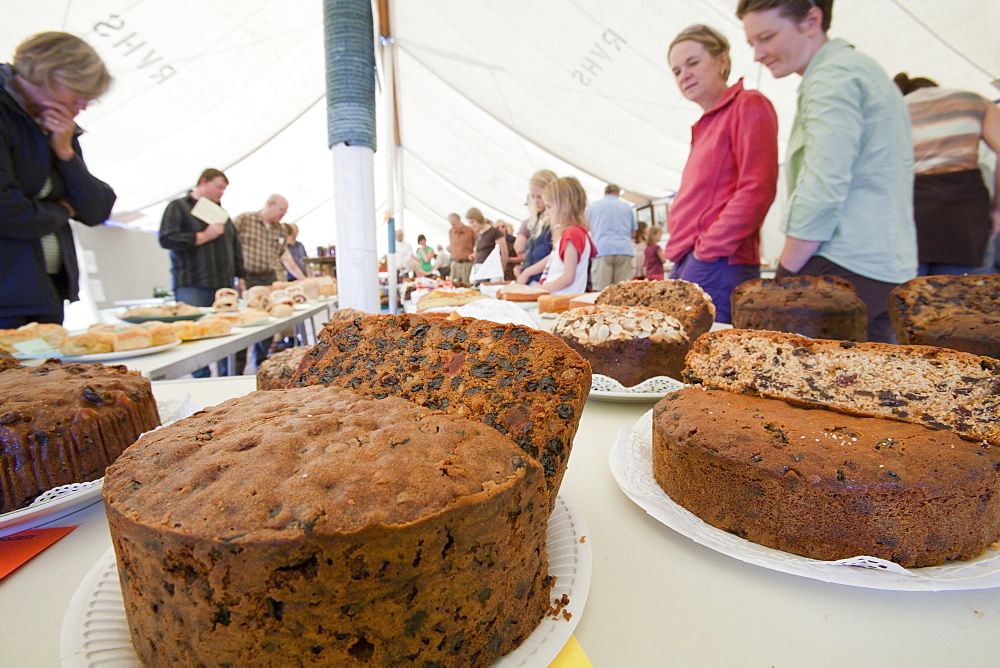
[518,176,596,294]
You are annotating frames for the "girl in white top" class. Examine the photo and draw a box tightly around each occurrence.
[525,176,596,295]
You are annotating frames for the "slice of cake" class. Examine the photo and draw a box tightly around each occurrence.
[103,386,550,665]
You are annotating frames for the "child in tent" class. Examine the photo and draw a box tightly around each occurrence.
[518,176,596,295]
[644,227,666,280]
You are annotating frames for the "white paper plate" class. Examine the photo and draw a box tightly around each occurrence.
[609,411,1000,591]
[588,374,684,403]
[60,493,591,667]
[13,340,181,362]
[0,396,200,538]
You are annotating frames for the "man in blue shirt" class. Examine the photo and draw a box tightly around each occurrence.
[586,184,638,291]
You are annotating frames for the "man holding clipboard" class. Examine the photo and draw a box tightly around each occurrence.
[158,167,246,376]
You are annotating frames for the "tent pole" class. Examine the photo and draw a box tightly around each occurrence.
[379,1,400,314]
[324,0,379,313]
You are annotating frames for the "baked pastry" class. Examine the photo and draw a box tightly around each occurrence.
[0,329,43,353]
[596,279,716,338]
[214,287,239,301]
[415,288,488,312]
[103,386,550,666]
[568,292,602,309]
[0,360,159,513]
[58,331,113,355]
[112,328,153,352]
[14,322,68,347]
[289,313,590,501]
[652,386,1000,567]
[267,302,294,318]
[889,274,1000,358]
[329,307,367,322]
[553,305,689,385]
[196,317,232,338]
[497,283,548,303]
[137,322,179,346]
[683,329,1000,444]
[537,292,583,314]
[731,275,868,341]
[255,345,311,390]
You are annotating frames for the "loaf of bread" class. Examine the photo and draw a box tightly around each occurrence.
[731,275,867,341]
[103,386,551,666]
[889,274,1000,359]
[653,387,1000,567]
[683,329,1000,444]
[596,279,715,338]
[553,305,689,385]
[0,360,160,513]
[289,313,591,501]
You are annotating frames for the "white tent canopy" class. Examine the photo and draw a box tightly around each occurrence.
[3,0,998,257]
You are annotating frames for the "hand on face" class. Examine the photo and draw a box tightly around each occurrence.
[38,91,85,161]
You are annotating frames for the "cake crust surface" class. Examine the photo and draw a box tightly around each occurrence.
[104,386,551,666]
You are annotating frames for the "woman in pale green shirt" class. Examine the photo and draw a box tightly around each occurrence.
[737,0,917,343]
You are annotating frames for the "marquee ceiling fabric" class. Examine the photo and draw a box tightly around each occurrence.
[3,0,998,251]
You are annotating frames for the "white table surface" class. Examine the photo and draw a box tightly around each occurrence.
[3,377,1000,666]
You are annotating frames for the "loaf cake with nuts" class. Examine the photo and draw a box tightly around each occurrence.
[683,329,1000,443]
[653,386,1000,567]
[596,279,715,338]
[731,275,867,342]
[552,305,690,385]
[255,345,311,390]
[103,386,551,666]
[889,274,1000,359]
[0,360,160,514]
[289,313,591,501]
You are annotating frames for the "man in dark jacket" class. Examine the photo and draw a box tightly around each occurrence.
[0,32,116,328]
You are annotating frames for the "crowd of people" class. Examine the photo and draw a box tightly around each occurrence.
[2,3,998,356]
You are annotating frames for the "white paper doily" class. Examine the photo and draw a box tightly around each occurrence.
[589,374,684,402]
[0,395,201,537]
[60,493,592,667]
[610,410,1000,591]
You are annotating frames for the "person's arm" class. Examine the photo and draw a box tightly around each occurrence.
[778,237,823,273]
[694,93,779,261]
[496,229,509,267]
[538,237,580,293]
[281,249,307,280]
[514,219,530,255]
[516,254,549,284]
[782,69,866,246]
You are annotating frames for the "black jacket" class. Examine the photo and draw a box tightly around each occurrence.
[0,64,116,318]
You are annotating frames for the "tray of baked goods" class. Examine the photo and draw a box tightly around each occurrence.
[117,301,208,323]
[610,329,1000,591]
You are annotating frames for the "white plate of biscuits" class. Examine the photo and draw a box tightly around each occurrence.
[12,340,181,363]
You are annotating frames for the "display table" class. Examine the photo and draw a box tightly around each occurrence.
[2,378,1000,666]
[19,301,334,381]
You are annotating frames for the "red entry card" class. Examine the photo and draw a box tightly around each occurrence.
[0,526,77,580]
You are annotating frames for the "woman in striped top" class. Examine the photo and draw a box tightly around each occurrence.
[895,73,1000,275]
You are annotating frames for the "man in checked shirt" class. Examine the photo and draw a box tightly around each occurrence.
[233,193,290,368]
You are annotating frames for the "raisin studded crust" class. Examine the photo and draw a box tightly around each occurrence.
[596,279,715,338]
[889,274,1000,358]
[289,313,591,499]
[683,329,1000,443]
[255,345,311,390]
[731,275,867,342]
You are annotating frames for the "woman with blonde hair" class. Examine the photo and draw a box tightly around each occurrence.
[665,23,779,323]
[517,176,596,294]
[0,31,115,328]
[513,169,558,285]
[466,207,509,282]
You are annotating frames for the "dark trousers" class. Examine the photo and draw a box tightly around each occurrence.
[670,253,760,325]
[243,273,278,368]
[776,256,899,344]
[1,270,68,328]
